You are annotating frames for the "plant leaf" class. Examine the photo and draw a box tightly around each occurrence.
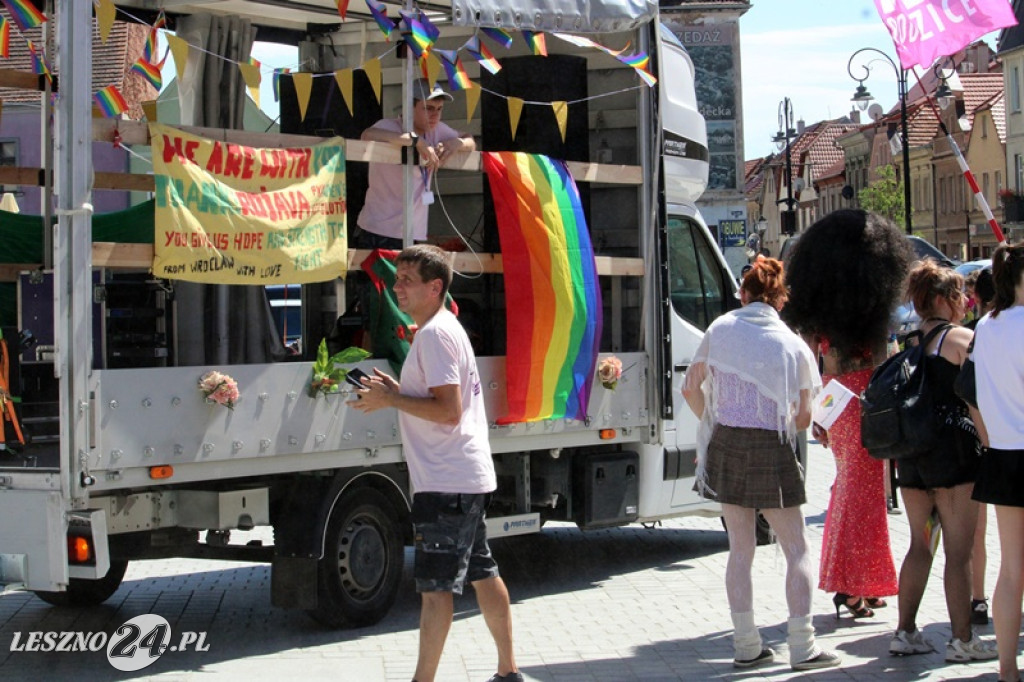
[330,346,371,365]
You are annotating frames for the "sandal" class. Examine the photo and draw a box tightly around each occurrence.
[832,593,874,619]
[864,597,888,609]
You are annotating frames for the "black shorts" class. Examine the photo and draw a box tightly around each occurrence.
[973,447,1024,507]
[411,492,499,594]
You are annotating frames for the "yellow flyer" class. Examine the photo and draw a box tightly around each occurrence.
[149,123,347,284]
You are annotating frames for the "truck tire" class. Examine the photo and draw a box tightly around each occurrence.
[33,560,129,607]
[308,488,404,628]
[720,512,773,546]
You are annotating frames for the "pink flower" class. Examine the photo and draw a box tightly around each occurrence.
[199,371,239,410]
[598,356,623,390]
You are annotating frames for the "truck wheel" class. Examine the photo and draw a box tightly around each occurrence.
[720,512,773,546]
[33,560,129,607]
[309,488,404,628]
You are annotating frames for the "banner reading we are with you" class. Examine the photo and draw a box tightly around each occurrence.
[150,123,348,284]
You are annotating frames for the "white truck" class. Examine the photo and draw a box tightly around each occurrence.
[0,0,738,628]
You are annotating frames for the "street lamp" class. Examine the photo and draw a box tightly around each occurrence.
[848,47,912,235]
[773,97,797,236]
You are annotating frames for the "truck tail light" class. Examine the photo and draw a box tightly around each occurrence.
[68,535,93,565]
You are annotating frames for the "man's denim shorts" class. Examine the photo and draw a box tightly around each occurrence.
[411,492,499,594]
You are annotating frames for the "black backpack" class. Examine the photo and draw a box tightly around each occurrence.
[859,324,950,460]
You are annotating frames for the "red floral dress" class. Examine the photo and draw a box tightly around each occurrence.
[818,369,898,597]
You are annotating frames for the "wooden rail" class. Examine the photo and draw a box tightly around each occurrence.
[0,244,644,282]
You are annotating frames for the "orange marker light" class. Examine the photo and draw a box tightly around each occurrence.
[149,465,173,479]
[599,429,616,440]
[68,536,91,563]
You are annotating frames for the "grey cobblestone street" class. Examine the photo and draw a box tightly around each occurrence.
[0,440,1010,681]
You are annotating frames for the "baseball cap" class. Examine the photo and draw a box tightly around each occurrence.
[412,78,453,102]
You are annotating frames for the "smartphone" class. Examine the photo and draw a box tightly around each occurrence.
[345,367,371,388]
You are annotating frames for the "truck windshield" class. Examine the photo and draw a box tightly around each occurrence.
[666,216,731,331]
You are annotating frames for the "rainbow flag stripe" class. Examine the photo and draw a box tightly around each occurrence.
[0,17,9,59]
[131,58,162,90]
[482,151,602,423]
[1,0,45,32]
[93,84,128,117]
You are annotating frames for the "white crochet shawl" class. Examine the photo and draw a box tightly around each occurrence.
[687,302,822,497]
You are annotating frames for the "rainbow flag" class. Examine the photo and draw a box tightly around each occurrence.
[482,151,602,423]
[131,58,162,90]
[464,36,501,75]
[399,10,432,58]
[334,0,349,20]
[522,30,548,57]
[441,57,472,91]
[25,39,51,83]
[272,67,290,102]
[0,17,9,59]
[364,0,393,39]
[481,27,513,49]
[93,84,128,117]
[618,51,656,86]
[1,0,45,32]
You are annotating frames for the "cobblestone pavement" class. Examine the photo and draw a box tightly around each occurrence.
[0,440,1010,681]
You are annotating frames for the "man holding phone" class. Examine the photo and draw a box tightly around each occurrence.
[351,244,521,682]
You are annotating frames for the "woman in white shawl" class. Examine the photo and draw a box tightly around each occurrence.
[683,256,838,672]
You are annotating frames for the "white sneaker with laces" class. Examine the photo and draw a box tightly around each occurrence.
[890,629,935,656]
[945,634,998,662]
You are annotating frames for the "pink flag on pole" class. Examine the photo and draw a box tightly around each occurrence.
[875,0,1018,69]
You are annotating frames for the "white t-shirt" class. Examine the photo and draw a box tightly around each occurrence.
[973,306,1024,449]
[356,117,462,240]
[399,308,496,494]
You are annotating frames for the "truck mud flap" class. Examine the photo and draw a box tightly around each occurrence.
[0,490,66,591]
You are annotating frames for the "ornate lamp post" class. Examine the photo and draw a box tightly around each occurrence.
[848,47,912,235]
[772,97,797,236]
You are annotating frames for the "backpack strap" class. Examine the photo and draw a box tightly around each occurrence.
[920,322,951,350]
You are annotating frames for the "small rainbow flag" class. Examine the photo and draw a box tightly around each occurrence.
[522,30,548,57]
[25,39,51,82]
[152,10,167,30]
[272,67,290,102]
[334,0,349,20]
[131,58,162,90]
[400,10,433,59]
[418,10,440,42]
[1,0,46,32]
[441,57,472,91]
[364,0,393,39]
[93,84,128,117]
[464,36,501,75]
[482,151,602,423]
[0,17,9,59]
[618,51,656,86]
[481,27,513,49]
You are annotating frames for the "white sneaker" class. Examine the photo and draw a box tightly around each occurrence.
[890,629,935,656]
[945,634,998,662]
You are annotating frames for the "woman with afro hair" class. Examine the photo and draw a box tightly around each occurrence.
[783,209,910,621]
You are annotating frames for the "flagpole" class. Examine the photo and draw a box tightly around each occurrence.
[910,68,1007,246]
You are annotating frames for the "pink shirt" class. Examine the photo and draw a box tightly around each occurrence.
[356,117,462,240]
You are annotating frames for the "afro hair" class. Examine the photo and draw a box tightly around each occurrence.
[782,209,912,362]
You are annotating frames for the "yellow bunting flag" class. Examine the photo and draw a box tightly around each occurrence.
[552,101,568,142]
[465,84,480,123]
[334,68,354,116]
[238,61,262,108]
[292,72,314,122]
[507,97,524,140]
[148,122,348,284]
[423,53,442,90]
[362,58,382,103]
[141,99,158,122]
[166,34,190,83]
[96,0,116,43]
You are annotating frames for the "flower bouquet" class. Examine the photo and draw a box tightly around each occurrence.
[309,339,372,398]
[598,356,623,390]
[199,371,239,410]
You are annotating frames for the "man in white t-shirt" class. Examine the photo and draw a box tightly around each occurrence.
[355,79,476,250]
[351,245,521,682]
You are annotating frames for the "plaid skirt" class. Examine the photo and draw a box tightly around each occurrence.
[703,424,806,508]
